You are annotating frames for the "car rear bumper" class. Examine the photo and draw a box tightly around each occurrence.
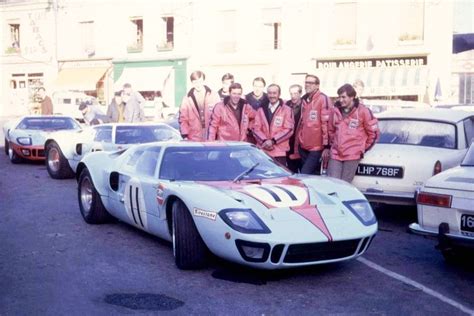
[360,190,416,206]
[409,223,474,249]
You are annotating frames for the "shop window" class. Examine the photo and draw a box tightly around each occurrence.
[6,23,20,54]
[459,73,473,105]
[157,16,174,51]
[79,21,95,56]
[332,3,357,46]
[128,17,143,53]
[399,0,424,42]
[216,10,236,53]
[261,8,282,50]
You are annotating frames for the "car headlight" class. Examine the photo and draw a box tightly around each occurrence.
[343,200,376,226]
[219,209,271,234]
[16,137,32,146]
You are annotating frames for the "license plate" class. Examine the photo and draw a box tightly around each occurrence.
[460,214,474,233]
[356,164,404,178]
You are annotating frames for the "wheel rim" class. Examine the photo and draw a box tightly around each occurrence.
[172,216,177,258]
[80,176,93,216]
[48,147,60,172]
[8,148,14,160]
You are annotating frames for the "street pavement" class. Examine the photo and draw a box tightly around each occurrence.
[0,119,473,315]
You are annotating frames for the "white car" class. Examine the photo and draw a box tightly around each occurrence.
[363,99,431,115]
[44,123,181,179]
[409,143,474,260]
[352,109,474,205]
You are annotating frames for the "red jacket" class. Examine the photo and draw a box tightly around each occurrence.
[252,100,294,157]
[329,100,379,161]
[207,98,256,142]
[179,86,220,141]
[294,90,332,155]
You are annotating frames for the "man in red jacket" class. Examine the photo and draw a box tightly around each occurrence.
[208,83,255,142]
[327,83,379,183]
[179,70,220,141]
[293,74,332,175]
[252,84,294,165]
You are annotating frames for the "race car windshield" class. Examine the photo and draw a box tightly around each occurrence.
[159,146,291,181]
[17,117,81,131]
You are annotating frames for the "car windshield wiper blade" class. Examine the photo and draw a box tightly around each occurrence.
[233,162,259,183]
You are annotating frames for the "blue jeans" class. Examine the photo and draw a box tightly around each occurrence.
[298,146,322,175]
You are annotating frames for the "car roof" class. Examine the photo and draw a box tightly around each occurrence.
[377,108,474,123]
[136,141,252,150]
[21,115,75,119]
[96,122,174,128]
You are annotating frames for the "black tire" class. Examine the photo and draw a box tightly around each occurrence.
[441,247,467,263]
[8,147,22,164]
[78,168,112,224]
[172,200,208,269]
[46,142,75,179]
[4,138,8,156]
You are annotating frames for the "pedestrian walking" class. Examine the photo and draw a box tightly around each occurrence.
[294,74,332,175]
[122,83,145,122]
[179,70,220,141]
[285,84,303,173]
[208,83,255,142]
[38,87,53,115]
[252,84,294,165]
[327,83,379,183]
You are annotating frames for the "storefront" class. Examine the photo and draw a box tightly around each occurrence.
[54,59,113,104]
[314,55,430,101]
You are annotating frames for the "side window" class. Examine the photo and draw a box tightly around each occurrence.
[127,150,144,167]
[135,147,161,177]
[94,126,112,143]
[464,118,474,146]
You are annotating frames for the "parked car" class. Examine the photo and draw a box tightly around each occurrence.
[3,115,82,164]
[363,99,431,114]
[76,142,377,270]
[409,142,474,261]
[352,109,474,205]
[45,123,181,179]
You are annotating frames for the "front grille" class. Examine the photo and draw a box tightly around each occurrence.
[37,149,45,157]
[283,239,361,263]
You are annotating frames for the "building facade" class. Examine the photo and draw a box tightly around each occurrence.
[0,0,468,117]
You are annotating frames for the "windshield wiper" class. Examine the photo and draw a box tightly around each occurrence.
[233,162,259,183]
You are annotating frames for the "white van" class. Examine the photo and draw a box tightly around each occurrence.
[52,91,102,121]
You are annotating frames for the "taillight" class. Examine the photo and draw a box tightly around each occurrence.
[433,160,442,175]
[417,192,452,208]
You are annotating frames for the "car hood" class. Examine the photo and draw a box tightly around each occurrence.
[424,166,474,192]
[11,129,59,145]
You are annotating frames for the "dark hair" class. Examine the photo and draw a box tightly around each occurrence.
[337,83,357,98]
[78,100,91,111]
[123,83,132,89]
[221,73,234,82]
[229,82,243,93]
[155,91,162,97]
[289,84,302,94]
[114,90,122,97]
[305,74,320,85]
[267,83,281,94]
[253,77,266,86]
[190,70,205,81]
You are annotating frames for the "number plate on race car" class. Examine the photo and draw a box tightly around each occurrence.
[356,164,404,178]
[460,214,474,233]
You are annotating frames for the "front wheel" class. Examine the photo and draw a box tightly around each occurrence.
[46,142,75,179]
[172,200,208,269]
[4,138,8,155]
[78,168,112,224]
[8,147,22,164]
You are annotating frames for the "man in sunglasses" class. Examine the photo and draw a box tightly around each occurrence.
[293,74,332,175]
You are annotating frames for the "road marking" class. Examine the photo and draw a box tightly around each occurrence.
[357,257,474,315]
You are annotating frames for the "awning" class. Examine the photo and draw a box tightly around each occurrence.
[316,66,429,97]
[114,66,173,91]
[453,33,474,54]
[55,67,108,91]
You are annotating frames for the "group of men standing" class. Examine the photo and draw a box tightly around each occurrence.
[179,70,380,183]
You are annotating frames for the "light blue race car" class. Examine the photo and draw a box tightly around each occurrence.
[76,142,377,270]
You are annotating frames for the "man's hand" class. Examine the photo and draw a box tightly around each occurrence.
[262,139,274,150]
[322,148,330,168]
